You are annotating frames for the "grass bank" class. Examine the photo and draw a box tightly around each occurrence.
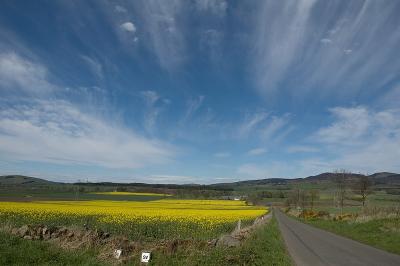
[301,218,400,255]
[0,231,103,266]
[148,215,292,265]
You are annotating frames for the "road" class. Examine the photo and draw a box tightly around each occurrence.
[275,210,400,266]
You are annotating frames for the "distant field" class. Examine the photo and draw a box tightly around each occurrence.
[91,191,172,196]
[0,189,169,202]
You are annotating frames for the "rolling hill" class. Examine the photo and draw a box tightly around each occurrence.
[0,175,60,186]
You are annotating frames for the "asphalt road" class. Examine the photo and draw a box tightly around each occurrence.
[275,210,400,266]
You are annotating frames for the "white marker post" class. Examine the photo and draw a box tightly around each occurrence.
[141,252,151,263]
[114,249,122,259]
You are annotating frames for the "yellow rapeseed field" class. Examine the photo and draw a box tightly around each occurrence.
[0,199,267,239]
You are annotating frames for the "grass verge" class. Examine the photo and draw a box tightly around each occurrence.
[0,231,104,266]
[301,218,400,255]
[146,215,292,266]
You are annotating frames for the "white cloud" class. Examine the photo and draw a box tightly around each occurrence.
[236,111,292,144]
[182,95,205,122]
[320,38,332,44]
[141,90,162,133]
[237,111,269,138]
[259,114,291,141]
[310,106,400,173]
[286,145,319,153]
[136,0,185,70]
[237,162,290,179]
[148,174,198,184]
[0,52,54,94]
[315,106,370,144]
[195,0,228,17]
[0,100,175,169]
[115,5,127,13]
[141,90,160,105]
[377,85,400,108]
[247,148,267,156]
[120,22,136,33]
[80,55,103,79]
[214,152,231,158]
[252,1,400,99]
[253,0,316,95]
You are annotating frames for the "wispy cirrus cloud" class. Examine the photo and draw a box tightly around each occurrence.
[136,0,186,70]
[310,106,400,173]
[80,55,104,80]
[0,52,55,94]
[252,1,400,100]
[182,95,205,122]
[237,111,269,138]
[195,0,228,17]
[286,145,319,154]
[0,100,175,169]
[213,152,231,158]
[237,111,291,143]
[247,148,267,156]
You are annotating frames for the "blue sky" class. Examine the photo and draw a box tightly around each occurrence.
[0,0,399,183]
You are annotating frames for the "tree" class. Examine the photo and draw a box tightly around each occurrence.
[286,190,299,208]
[309,189,320,211]
[352,175,372,207]
[299,190,309,209]
[333,169,348,215]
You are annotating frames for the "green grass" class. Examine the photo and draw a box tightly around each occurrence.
[143,216,292,266]
[302,218,400,255]
[0,216,291,265]
[0,231,104,266]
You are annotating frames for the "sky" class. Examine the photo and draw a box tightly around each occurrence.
[0,0,399,184]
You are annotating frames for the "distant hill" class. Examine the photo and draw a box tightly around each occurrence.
[303,172,364,182]
[212,178,295,187]
[1,172,399,188]
[369,172,400,184]
[212,172,400,187]
[0,175,60,186]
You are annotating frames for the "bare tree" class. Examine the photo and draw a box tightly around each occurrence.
[333,169,348,215]
[352,175,372,207]
[309,189,320,211]
[299,190,309,209]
